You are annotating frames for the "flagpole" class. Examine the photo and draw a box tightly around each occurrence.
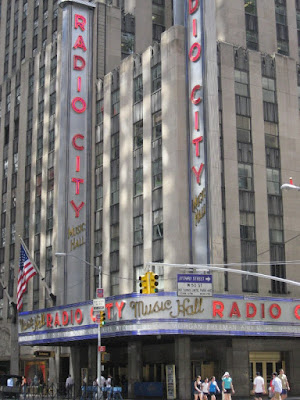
[19,236,56,304]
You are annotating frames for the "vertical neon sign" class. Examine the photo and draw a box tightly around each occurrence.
[58,0,95,304]
[187,0,208,264]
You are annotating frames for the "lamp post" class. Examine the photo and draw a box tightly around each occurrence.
[281,177,300,192]
[55,252,102,400]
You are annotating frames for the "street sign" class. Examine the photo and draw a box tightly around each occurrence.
[177,274,212,297]
[98,346,106,352]
[93,298,105,311]
[96,288,104,298]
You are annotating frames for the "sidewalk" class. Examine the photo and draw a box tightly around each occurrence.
[123,397,300,400]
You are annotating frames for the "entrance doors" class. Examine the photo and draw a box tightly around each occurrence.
[192,362,215,380]
[249,352,284,388]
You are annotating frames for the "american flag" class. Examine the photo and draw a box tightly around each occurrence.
[17,244,37,311]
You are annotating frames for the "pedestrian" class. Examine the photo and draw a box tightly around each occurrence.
[278,369,290,400]
[21,376,27,400]
[93,378,98,400]
[253,371,265,400]
[222,372,234,400]
[208,376,220,400]
[96,375,106,388]
[202,377,209,400]
[272,372,282,400]
[65,374,74,397]
[7,376,14,387]
[268,376,275,399]
[194,375,203,400]
[106,375,113,400]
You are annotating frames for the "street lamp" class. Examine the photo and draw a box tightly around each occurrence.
[55,252,102,400]
[281,177,300,191]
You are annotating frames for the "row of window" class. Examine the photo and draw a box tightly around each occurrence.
[244,0,299,58]
[221,50,287,294]
[3,0,58,80]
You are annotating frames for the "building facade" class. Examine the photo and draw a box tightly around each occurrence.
[0,0,299,399]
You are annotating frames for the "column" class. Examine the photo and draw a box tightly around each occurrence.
[175,336,191,400]
[127,341,142,399]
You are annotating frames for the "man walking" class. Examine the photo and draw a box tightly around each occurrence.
[279,369,290,400]
[272,372,282,400]
[253,372,265,400]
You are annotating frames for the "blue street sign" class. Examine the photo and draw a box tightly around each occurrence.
[177,274,213,296]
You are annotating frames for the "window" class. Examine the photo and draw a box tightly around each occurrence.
[111,133,119,160]
[96,99,104,125]
[49,128,55,152]
[111,90,120,116]
[153,209,163,240]
[134,167,143,196]
[266,168,280,194]
[151,64,161,93]
[134,75,143,103]
[244,0,258,50]
[240,212,255,240]
[238,163,253,190]
[39,65,45,87]
[236,115,251,143]
[262,77,275,103]
[110,224,119,252]
[134,215,143,245]
[38,101,44,123]
[265,121,279,148]
[152,159,162,188]
[234,69,249,96]
[134,121,143,149]
[47,92,55,115]
[111,178,119,205]
[269,215,283,243]
[152,111,162,140]
[51,56,57,79]
[275,0,289,55]
[121,32,135,58]
[152,2,165,41]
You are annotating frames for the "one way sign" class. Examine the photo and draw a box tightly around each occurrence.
[177,274,213,297]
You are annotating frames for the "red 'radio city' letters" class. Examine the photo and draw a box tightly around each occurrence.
[70,14,87,218]
[188,0,204,186]
[212,301,282,320]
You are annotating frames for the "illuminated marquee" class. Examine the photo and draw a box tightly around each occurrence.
[18,294,300,345]
[187,0,208,264]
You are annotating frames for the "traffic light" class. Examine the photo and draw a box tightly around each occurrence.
[139,272,158,294]
[100,311,106,326]
[149,272,159,293]
[139,273,149,294]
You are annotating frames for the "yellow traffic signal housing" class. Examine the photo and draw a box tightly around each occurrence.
[139,273,149,294]
[149,272,159,293]
[100,311,106,326]
[139,271,158,294]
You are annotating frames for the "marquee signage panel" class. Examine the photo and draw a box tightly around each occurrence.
[58,0,95,304]
[18,293,300,345]
[186,0,208,264]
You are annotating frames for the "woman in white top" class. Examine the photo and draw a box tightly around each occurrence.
[202,377,209,400]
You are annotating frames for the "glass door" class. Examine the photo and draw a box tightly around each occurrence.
[249,352,285,390]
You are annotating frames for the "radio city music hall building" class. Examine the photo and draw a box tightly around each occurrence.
[0,0,299,399]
